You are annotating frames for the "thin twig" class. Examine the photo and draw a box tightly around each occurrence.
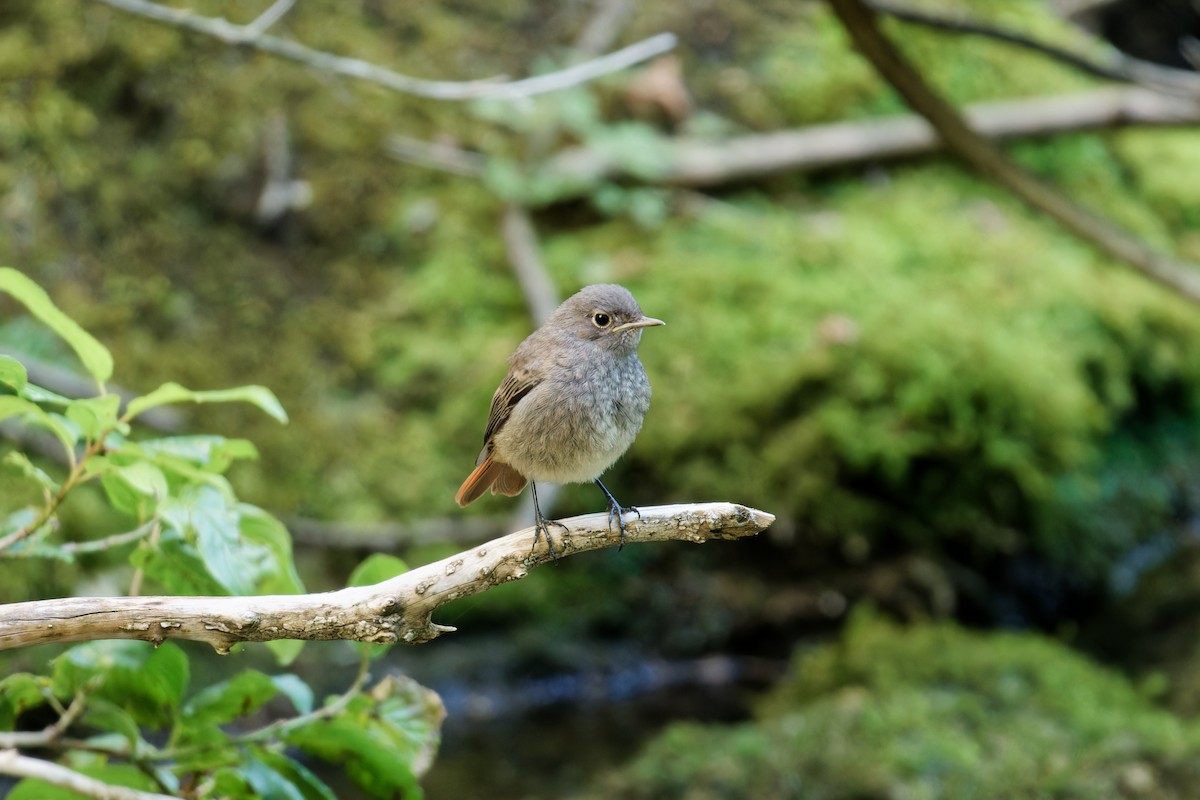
[244,0,295,37]
[500,205,560,326]
[236,651,371,744]
[0,749,176,800]
[868,0,1200,96]
[0,521,156,560]
[0,689,90,749]
[93,0,677,101]
[385,135,487,177]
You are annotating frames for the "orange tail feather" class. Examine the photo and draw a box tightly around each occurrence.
[455,454,527,507]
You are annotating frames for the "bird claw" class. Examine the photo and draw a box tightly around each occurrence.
[533,512,569,561]
[606,502,640,550]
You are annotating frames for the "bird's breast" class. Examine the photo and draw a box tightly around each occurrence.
[491,352,651,484]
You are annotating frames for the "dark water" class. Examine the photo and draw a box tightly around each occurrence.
[417,654,785,800]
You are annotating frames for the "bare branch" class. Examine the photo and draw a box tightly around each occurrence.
[498,204,564,524]
[0,750,176,800]
[93,0,677,101]
[1184,36,1200,71]
[385,134,487,177]
[501,204,560,326]
[0,521,156,561]
[244,0,295,38]
[828,0,1200,305]
[0,502,774,652]
[868,0,1200,96]
[574,0,638,59]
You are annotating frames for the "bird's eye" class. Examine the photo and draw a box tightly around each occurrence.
[592,312,611,328]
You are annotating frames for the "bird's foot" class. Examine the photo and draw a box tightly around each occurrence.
[606,501,641,551]
[533,511,570,561]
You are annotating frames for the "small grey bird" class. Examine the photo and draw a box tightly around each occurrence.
[456,284,663,556]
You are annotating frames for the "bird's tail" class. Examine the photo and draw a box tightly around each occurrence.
[455,454,527,507]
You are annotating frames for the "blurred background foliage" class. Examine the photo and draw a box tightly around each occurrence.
[4,0,1200,797]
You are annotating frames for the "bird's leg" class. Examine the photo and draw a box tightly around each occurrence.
[530,481,568,560]
[595,478,639,550]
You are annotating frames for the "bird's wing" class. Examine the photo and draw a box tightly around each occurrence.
[478,367,540,464]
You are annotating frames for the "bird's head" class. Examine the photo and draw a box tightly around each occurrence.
[554,284,664,354]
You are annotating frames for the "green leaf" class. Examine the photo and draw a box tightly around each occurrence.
[103,441,235,494]
[136,435,260,474]
[99,461,168,519]
[0,354,27,392]
[130,528,229,596]
[242,753,310,800]
[182,670,278,726]
[65,393,122,439]
[81,698,144,749]
[0,396,78,456]
[0,673,48,730]
[266,638,306,666]
[54,641,189,728]
[126,381,288,424]
[0,267,114,383]
[271,673,315,715]
[19,381,72,407]
[349,554,410,587]
[247,748,338,800]
[3,451,61,493]
[239,505,304,595]
[286,676,442,799]
[208,768,256,800]
[9,763,160,800]
[160,485,271,596]
[0,395,46,424]
[370,674,445,775]
[285,715,424,800]
[170,723,235,774]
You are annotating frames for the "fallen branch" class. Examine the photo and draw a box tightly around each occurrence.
[94,0,677,101]
[387,86,1200,198]
[0,502,773,652]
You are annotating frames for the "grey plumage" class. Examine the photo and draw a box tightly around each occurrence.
[456,284,663,552]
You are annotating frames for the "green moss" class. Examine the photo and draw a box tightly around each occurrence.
[587,611,1200,799]
[541,165,1200,571]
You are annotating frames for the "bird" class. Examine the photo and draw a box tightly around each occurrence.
[455,284,664,558]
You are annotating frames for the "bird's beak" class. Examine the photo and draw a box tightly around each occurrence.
[614,316,665,333]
